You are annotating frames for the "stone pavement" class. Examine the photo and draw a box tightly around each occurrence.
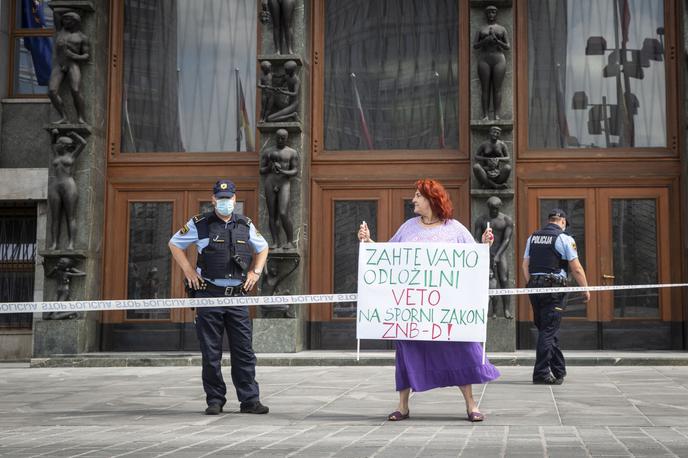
[1,365,688,457]
[28,350,688,367]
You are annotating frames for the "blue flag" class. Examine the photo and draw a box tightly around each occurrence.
[20,0,52,86]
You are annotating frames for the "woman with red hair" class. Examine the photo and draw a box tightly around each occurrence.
[358,179,500,422]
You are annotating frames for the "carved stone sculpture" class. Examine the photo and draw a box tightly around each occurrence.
[261,0,296,55]
[43,256,86,320]
[49,9,90,124]
[473,126,511,189]
[259,253,300,317]
[260,129,299,250]
[473,5,509,120]
[258,61,275,122]
[474,196,514,319]
[48,129,86,250]
[266,60,300,122]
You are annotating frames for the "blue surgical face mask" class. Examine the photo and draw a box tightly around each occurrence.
[215,198,234,216]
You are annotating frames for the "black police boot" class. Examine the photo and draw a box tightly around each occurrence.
[240,401,269,414]
[205,404,223,415]
[533,375,562,385]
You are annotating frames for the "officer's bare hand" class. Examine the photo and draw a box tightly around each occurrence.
[582,291,591,303]
[481,228,494,245]
[243,271,260,292]
[184,269,204,290]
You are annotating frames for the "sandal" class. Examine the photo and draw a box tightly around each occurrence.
[467,411,484,422]
[387,410,410,421]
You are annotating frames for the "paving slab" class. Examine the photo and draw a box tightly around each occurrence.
[1,366,688,457]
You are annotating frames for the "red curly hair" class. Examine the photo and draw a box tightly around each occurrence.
[415,179,454,221]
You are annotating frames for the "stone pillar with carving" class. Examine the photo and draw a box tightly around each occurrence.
[470,1,516,351]
[33,0,108,357]
[253,0,308,352]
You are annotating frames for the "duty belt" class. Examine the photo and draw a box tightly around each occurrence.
[529,274,567,287]
[204,282,247,297]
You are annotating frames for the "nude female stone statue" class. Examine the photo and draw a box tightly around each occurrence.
[473,126,511,189]
[49,9,90,124]
[259,129,299,250]
[48,129,87,250]
[261,0,296,55]
[473,6,510,121]
[266,60,300,122]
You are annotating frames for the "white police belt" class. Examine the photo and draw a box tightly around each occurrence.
[1,283,687,314]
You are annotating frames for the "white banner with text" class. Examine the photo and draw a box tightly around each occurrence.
[356,242,490,342]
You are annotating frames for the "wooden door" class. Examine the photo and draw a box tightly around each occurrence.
[309,182,468,349]
[102,187,257,350]
[520,187,678,349]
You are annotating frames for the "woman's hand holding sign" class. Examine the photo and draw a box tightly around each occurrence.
[358,221,373,243]
[481,221,494,246]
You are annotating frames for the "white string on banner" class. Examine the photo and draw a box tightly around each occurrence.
[0,283,686,315]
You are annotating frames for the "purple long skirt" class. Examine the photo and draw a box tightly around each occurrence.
[395,340,500,392]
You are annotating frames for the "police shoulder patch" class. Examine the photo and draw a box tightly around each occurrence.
[179,224,190,235]
[571,242,577,250]
[192,213,205,224]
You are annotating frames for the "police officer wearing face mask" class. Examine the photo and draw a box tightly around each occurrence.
[522,209,590,385]
[169,179,269,415]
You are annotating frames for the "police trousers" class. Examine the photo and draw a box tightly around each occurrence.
[194,289,260,407]
[527,277,567,380]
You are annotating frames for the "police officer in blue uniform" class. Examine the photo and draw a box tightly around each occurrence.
[522,209,589,385]
[169,179,269,415]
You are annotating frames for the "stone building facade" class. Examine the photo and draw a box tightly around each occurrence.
[0,0,686,359]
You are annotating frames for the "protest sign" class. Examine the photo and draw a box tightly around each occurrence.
[356,242,489,342]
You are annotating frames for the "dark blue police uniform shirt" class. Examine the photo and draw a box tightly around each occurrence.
[169,214,268,287]
[523,232,579,278]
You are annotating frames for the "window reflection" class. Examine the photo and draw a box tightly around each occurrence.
[539,199,587,317]
[333,201,377,319]
[528,0,665,148]
[324,0,459,150]
[612,199,659,318]
[126,202,172,320]
[13,37,52,95]
[121,0,256,153]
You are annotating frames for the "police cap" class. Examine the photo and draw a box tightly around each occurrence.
[213,179,236,198]
[548,208,569,227]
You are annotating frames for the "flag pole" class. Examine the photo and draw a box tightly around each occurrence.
[351,73,374,150]
[235,68,242,151]
[434,72,446,149]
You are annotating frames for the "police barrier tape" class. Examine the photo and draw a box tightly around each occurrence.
[1,283,687,314]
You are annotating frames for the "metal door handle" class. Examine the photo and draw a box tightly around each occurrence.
[602,274,615,279]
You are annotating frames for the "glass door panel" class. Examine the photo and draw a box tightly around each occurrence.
[597,188,670,320]
[522,186,674,349]
[333,200,378,319]
[611,198,659,318]
[125,201,174,320]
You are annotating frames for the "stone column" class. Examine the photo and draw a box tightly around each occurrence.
[33,0,108,357]
[252,0,309,352]
[470,0,516,351]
